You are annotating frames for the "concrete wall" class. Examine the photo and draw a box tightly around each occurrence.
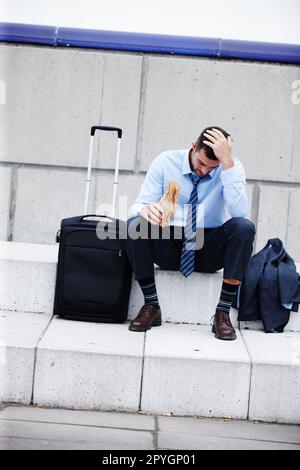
[0,43,299,258]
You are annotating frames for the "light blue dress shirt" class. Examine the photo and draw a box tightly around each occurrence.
[130,149,250,228]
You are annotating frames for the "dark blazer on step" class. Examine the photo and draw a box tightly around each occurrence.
[235,238,300,332]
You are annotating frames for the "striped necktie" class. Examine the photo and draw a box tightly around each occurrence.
[180,173,202,277]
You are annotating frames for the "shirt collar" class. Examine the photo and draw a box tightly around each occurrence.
[182,149,192,176]
[182,148,219,179]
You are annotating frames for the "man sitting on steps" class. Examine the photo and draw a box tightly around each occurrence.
[125,127,256,340]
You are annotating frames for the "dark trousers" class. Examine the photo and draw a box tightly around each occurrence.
[125,216,256,282]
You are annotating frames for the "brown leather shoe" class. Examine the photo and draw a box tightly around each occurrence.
[212,309,237,340]
[129,304,162,332]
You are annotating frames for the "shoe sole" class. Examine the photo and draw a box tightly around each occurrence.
[128,317,162,332]
[211,325,237,341]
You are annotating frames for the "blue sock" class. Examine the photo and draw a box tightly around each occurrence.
[138,276,160,308]
[216,281,239,313]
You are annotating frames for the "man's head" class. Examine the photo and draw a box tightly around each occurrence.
[189,126,230,177]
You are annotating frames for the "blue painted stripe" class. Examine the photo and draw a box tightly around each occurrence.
[0,22,299,64]
[0,22,56,45]
[57,27,219,56]
[220,38,300,64]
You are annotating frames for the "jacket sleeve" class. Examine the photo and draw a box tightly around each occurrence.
[220,158,250,218]
[130,154,164,217]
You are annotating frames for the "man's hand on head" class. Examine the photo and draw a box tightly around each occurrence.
[203,128,234,170]
[141,203,163,225]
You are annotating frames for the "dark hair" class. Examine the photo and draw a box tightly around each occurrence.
[195,126,230,161]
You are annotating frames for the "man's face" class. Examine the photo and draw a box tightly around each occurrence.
[189,144,220,177]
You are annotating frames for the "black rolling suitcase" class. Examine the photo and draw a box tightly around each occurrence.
[53,126,132,323]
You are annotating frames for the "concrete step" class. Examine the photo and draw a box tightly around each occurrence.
[1,312,299,423]
[33,316,144,412]
[241,329,300,424]
[0,242,58,315]
[0,241,299,330]
[1,241,299,423]
[0,311,51,404]
[141,322,250,419]
[34,317,249,418]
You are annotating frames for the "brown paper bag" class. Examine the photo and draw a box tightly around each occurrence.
[159,181,180,227]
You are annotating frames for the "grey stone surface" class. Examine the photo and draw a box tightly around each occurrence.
[0,437,97,450]
[140,56,300,183]
[245,183,254,222]
[291,98,300,182]
[0,406,299,450]
[0,45,103,167]
[95,52,142,170]
[13,167,97,243]
[33,318,144,412]
[0,166,11,241]
[0,45,142,170]
[0,420,154,450]
[0,405,155,430]
[158,432,300,450]
[0,312,51,403]
[255,185,290,253]
[157,414,300,443]
[287,188,300,261]
[242,329,300,424]
[3,431,299,451]
[0,241,58,314]
[141,324,250,419]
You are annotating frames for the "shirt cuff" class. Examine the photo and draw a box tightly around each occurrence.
[129,202,146,217]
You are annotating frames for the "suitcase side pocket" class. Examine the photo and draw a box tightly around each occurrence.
[62,245,125,307]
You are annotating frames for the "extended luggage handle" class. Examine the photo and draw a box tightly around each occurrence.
[91,126,122,138]
[55,214,118,242]
[81,214,127,239]
[80,214,115,223]
[84,126,123,217]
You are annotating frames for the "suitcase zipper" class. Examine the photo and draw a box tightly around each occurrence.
[58,228,125,257]
[64,244,124,255]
